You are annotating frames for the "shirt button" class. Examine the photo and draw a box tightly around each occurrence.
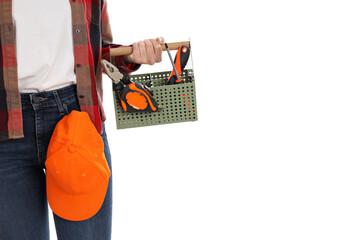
[75,29,80,34]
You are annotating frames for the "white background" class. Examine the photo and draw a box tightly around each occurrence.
[50,0,360,239]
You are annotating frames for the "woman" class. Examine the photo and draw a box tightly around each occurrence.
[0,0,163,239]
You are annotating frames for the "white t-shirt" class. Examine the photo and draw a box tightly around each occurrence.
[12,0,77,93]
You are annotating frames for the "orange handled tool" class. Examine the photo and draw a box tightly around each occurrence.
[165,43,191,85]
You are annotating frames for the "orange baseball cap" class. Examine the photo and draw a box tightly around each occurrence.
[45,110,111,221]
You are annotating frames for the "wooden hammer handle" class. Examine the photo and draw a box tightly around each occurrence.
[109,41,190,56]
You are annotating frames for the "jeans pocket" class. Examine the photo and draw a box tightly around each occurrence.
[62,97,81,115]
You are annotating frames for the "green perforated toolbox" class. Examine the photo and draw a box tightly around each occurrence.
[112,68,197,129]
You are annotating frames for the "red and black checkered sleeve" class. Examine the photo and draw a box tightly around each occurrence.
[100,0,141,74]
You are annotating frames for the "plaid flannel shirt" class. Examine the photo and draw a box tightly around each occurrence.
[0,0,141,141]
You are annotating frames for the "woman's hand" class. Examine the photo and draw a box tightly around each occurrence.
[123,37,164,65]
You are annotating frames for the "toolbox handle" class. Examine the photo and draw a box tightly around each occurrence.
[109,41,190,56]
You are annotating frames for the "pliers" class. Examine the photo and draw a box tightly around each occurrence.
[100,59,125,84]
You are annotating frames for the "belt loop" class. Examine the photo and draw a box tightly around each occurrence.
[29,94,36,110]
[53,90,65,115]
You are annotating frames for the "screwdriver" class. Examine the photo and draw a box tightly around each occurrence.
[165,42,181,82]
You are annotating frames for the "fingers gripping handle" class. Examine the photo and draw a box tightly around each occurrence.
[109,41,191,56]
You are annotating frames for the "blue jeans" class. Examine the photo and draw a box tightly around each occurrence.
[0,84,112,240]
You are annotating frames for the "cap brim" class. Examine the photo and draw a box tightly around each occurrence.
[46,169,109,221]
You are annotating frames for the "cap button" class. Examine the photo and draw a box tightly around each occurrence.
[68,145,76,153]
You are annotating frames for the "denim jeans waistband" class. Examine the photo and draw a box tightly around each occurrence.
[20,84,78,111]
